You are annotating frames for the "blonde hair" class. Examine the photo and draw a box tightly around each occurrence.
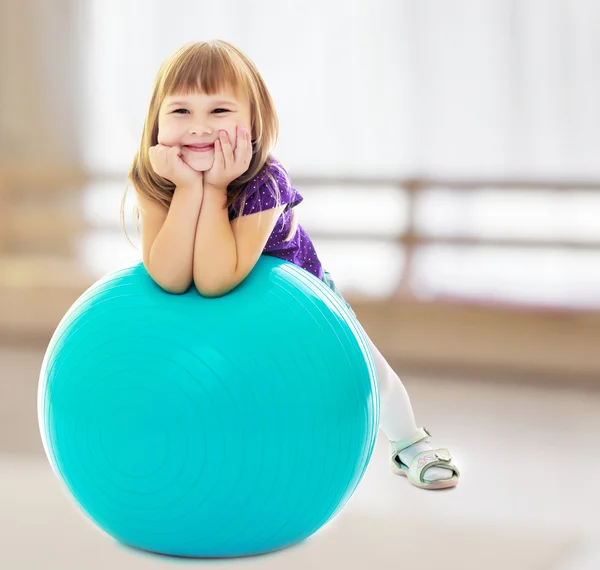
[122,40,292,238]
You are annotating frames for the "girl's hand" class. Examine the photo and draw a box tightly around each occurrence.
[149,144,203,189]
[203,126,252,191]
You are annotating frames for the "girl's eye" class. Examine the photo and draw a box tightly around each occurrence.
[172,108,230,115]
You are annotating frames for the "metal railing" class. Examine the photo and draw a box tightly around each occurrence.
[291,174,597,299]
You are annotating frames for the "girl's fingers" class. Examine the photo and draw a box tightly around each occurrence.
[168,146,180,167]
[214,139,225,171]
[234,127,252,166]
[219,131,234,169]
[244,128,252,164]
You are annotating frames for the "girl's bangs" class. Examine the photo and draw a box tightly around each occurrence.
[161,45,249,98]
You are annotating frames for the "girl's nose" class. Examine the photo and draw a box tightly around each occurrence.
[189,121,212,136]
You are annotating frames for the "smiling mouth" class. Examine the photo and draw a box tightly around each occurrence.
[185,144,214,153]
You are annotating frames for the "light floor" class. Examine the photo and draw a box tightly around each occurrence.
[1,345,598,569]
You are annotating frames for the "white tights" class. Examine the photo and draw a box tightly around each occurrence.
[321,271,421,444]
[363,333,457,482]
[364,333,420,443]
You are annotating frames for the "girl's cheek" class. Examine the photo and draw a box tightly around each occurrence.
[156,122,166,144]
[157,124,176,145]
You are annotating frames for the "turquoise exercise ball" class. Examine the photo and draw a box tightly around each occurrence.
[37,256,379,558]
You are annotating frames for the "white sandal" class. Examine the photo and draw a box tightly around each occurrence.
[390,428,460,490]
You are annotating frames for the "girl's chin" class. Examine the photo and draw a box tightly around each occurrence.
[182,156,214,172]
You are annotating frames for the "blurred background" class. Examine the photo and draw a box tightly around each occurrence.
[1,1,599,569]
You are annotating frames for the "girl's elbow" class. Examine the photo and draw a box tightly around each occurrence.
[162,282,192,295]
[146,266,192,295]
[192,274,235,298]
[153,277,192,295]
[193,280,227,298]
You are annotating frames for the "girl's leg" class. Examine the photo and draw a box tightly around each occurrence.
[364,332,455,483]
[320,269,457,484]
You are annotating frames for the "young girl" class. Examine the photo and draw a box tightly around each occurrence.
[125,40,460,490]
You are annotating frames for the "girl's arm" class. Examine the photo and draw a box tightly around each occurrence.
[137,183,203,294]
[192,186,285,297]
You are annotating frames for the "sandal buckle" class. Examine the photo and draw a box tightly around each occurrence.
[435,448,451,462]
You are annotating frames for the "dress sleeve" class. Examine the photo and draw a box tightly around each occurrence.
[229,159,303,219]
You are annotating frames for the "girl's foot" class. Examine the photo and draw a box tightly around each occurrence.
[390,428,460,490]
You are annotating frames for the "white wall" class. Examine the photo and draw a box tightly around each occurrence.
[3,0,600,179]
[409,0,600,178]
[81,0,600,179]
[81,0,414,175]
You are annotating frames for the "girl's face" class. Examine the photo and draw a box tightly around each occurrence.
[157,85,252,172]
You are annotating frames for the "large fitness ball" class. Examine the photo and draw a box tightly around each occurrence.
[37,256,379,558]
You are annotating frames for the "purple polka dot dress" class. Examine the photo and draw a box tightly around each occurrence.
[228,158,324,280]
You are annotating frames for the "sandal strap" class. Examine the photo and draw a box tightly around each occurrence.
[410,448,460,483]
[390,427,431,455]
